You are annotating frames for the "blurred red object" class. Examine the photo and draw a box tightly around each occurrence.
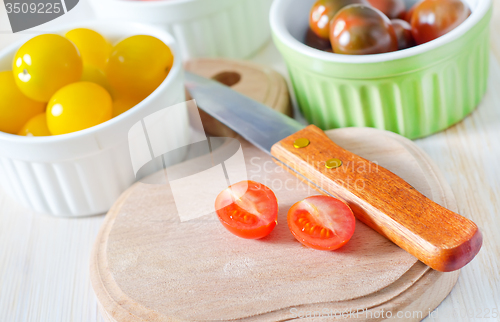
[392,19,415,49]
[367,0,406,19]
[410,0,471,44]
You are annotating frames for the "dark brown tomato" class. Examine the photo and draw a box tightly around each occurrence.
[287,196,356,251]
[367,0,406,19]
[305,27,333,51]
[391,19,415,50]
[410,0,471,45]
[404,5,415,23]
[330,5,398,55]
[309,0,367,40]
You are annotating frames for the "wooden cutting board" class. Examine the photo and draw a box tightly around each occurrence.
[90,128,460,322]
[90,60,460,321]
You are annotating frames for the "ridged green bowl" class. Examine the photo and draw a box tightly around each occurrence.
[270,0,492,139]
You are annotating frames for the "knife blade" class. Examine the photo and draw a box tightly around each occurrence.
[185,71,482,272]
[184,71,304,153]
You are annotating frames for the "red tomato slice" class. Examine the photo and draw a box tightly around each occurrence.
[287,195,355,250]
[215,180,278,239]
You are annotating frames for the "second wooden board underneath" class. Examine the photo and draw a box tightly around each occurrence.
[91,127,460,322]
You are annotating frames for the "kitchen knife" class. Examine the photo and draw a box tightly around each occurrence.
[185,71,482,272]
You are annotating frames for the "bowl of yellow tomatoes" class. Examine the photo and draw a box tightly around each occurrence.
[0,21,188,217]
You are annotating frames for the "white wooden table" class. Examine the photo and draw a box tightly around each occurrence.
[0,1,499,321]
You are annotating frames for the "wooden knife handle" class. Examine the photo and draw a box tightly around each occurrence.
[271,125,482,272]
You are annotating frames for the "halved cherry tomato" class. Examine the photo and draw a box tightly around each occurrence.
[215,180,278,239]
[410,0,471,45]
[288,195,355,250]
[309,0,366,40]
[330,5,398,55]
[391,19,415,50]
[367,0,406,19]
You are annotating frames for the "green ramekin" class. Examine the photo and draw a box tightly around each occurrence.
[270,0,492,139]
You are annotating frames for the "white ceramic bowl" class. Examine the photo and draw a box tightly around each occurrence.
[0,21,188,217]
[88,0,273,60]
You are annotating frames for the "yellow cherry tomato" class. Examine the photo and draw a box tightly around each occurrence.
[47,82,112,135]
[112,95,144,117]
[106,35,173,99]
[0,71,46,134]
[18,113,51,137]
[65,28,111,69]
[81,65,113,96]
[13,34,83,102]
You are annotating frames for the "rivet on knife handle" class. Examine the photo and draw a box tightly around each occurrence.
[271,125,482,272]
[325,158,342,169]
[293,138,310,149]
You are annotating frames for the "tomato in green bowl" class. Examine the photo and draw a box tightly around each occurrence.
[270,0,492,139]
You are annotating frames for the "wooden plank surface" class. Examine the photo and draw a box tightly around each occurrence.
[0,0,499,321]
